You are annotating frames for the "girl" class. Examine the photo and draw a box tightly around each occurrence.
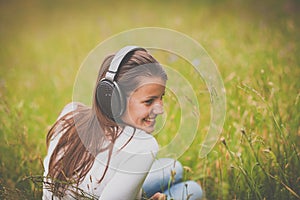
[43,46,202,200]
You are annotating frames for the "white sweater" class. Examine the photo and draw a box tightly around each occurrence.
[43,103,158,200]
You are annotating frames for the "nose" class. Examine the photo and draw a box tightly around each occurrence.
[152,102,164,115]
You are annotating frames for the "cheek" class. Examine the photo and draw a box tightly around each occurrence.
[127,103,148,120]
[127,101,140,117]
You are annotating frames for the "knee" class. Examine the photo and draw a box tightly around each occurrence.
[163,180,203,200]
[184,180,203,199]
[158,158,183,183]
[171,160,183,181]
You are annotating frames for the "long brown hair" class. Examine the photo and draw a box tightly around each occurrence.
[46,48,167,197]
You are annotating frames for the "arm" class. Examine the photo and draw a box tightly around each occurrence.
[99,135,158,200]
[99,153,156,200]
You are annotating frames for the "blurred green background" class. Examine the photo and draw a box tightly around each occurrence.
[0,0,299,199]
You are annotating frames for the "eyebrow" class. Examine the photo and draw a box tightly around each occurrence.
[145,95,159,99]
[145,92,165,99]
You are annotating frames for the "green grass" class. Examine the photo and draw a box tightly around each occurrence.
[0,0,299,199]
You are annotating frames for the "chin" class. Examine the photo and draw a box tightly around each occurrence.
[142,126,155,134]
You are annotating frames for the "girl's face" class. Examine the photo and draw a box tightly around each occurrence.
[121,77,166,133]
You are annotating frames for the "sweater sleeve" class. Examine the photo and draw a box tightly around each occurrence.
[99,131,158,200]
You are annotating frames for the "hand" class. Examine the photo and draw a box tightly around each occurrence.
[150,192,166,200]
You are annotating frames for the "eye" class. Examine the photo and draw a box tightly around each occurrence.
[160,93,165,100]
[144,99,154,106]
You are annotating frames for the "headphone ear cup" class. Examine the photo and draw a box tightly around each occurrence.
[96,79,126,120]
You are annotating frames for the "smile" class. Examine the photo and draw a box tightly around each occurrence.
[144,117,156,124]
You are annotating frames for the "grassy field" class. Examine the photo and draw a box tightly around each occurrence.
[0,0,299,199]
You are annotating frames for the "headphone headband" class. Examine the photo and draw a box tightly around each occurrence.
[105,46,143,82]
[96,45,144,120]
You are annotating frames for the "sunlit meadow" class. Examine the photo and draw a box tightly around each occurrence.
[0,0,299,199]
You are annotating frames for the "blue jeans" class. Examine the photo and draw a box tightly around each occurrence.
[142,158,203,200]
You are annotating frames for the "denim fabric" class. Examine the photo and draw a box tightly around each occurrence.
[142,158,202,200]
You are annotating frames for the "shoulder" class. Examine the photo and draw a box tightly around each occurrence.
[112,126,159,173]
[48,102,85,140]
[57,102,85,119]
[116,126,159,154]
